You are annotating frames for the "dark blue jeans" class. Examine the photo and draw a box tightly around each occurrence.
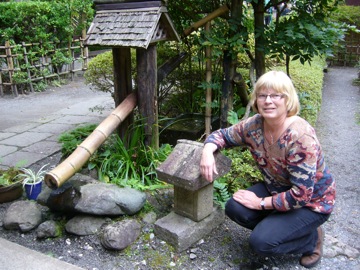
[225,182,330,256]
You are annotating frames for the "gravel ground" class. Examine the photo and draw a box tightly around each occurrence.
[0,67,359,270]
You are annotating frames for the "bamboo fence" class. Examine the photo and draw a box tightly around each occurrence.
[0,37,89,97]
[330,30,360,67]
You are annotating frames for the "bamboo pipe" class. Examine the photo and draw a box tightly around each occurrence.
[183,4,229,37]
[44,92,137,189]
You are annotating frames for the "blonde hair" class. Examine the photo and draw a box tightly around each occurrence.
[250,70,300,116]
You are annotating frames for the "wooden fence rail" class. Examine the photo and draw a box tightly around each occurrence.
[329,30,360,67]
[0,38,89,97]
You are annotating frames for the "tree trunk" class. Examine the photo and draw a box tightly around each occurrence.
[252,1,266,79]
[220,50,233,128]
[286,55,290,76]
[233,72,249,107]
[205,22,212,137]
[220,0,243,128]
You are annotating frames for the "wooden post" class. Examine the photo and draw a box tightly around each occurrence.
[0,71,3,97]
[5,41,18,97]
[69,40,75,81]
[112,47,134,141]
[136,45,159,149]
[39,42,47,83]
[205,22,212,137]
[22,42,34,93]
[81,28,89,70]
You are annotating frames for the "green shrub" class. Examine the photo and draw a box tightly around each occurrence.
[51,51,73,73]
[0,0,94,44]
[330,4,360,27]
[84,51,114,94]
[273,57,326,125]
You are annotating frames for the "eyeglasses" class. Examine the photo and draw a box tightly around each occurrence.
[257,94,285,101]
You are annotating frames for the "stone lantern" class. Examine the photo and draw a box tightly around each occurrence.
[155,139,231,251]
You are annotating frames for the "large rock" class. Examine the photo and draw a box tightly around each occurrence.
[39,174,98,212]
[3,201,42,232]
[36,220,62,239]
[100,219,141,250]
[42,174,147,216]
[65,215,109,236]
[75,184,146,215]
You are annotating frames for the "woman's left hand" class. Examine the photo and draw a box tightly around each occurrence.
[233,189,260,210]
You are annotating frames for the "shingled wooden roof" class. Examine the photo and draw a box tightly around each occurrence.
[85,4,180,49]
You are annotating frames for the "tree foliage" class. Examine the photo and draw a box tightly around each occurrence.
[0,0,94,44]
[165,0,349,125]
[265,0,348,75]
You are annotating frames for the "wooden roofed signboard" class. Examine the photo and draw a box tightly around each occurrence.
[86,0,180,48]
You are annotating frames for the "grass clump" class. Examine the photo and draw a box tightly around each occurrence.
[59,123,173,192]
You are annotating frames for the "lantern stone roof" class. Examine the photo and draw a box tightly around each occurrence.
[85,1,180,48]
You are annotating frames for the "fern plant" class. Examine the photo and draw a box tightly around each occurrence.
[212,147,263,208]
[213,180,231,209]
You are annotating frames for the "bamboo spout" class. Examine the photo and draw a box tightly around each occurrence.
[45,92,137,189]
[183,4,229,37]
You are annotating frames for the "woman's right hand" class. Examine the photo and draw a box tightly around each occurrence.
[200,143,218,182]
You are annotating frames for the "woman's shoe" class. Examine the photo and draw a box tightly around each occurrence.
[300,227,324,268]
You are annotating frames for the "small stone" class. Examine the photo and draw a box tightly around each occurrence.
[197,239,205,245]
[189,253,197,260]
[142,211,157,224]
[84,243,93,250]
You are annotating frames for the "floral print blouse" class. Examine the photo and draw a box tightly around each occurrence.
[205,114,336,214]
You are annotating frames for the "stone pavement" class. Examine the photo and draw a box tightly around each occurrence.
[0,237,84,270]
[0,78,114,170]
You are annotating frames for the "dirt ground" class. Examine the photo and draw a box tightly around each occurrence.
[0,67,359,270]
